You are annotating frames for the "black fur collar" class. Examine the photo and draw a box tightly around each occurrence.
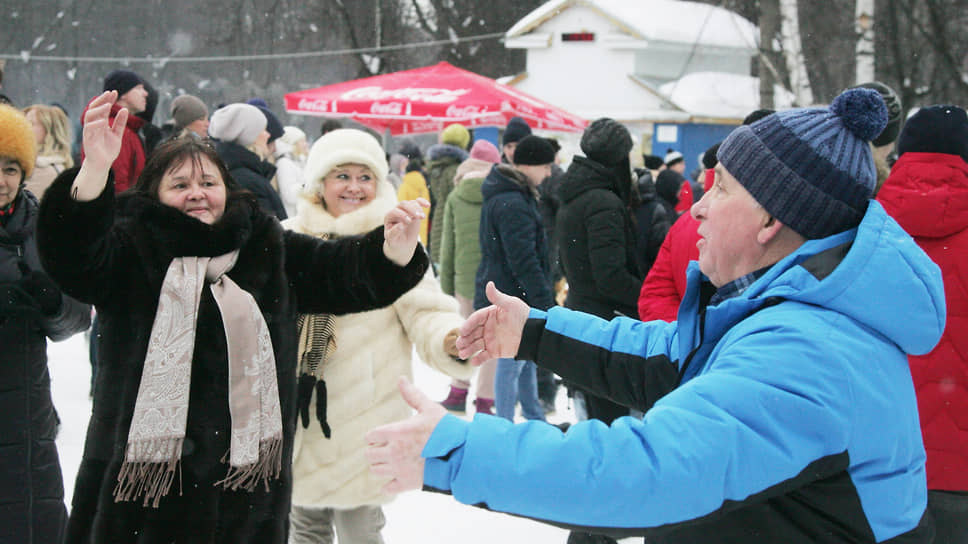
[115,191,259,257]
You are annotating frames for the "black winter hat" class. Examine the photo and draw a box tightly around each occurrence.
[513,135,557,165]
[852,81,902,147]
[742,109,775,126]
[503,116,532,145]
[103,70,143,96]
[642,154,665,170]
[248,100,284,143]
[897,105,968,163]
[397,138,422,160]
[580,118,632,166]
[655,169,684,205]
[702,142,721,170]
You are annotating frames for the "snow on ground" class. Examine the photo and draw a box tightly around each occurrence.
[48,332,598,543]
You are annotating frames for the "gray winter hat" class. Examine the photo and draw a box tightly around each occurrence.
[171,95,209,130]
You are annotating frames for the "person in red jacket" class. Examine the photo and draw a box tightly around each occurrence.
[877,104,968,544]
[80,70,147,193]
[639,110,773,322]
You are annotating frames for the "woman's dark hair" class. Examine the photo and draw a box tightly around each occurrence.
[132,136,238,197]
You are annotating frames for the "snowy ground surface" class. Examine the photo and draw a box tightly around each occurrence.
[48,332,621,543]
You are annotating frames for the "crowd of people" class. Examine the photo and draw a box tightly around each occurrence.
[0,64,965,544]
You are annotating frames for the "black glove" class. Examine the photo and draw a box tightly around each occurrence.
[18,270,63,316]
[0,282,43,318]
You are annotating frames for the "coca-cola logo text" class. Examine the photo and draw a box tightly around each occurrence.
[341,86,470,104]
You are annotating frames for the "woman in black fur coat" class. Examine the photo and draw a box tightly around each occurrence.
[36,91,429,544]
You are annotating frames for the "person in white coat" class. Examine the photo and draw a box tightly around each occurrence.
[283,128,473,544]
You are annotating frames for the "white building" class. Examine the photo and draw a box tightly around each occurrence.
[503,0,793,170]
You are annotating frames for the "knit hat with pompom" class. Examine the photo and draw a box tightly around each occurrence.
[717,87,887,239]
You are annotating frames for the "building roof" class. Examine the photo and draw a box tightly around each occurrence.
[506,0,758,50]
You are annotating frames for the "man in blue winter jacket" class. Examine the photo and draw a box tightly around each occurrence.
[365,88,945,543]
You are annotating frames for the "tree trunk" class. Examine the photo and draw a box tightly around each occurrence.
[855,0,876,83]
[780,0,814,105]
[759,0,780,109]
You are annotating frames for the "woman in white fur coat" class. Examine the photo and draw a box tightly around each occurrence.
[283,128,473,544]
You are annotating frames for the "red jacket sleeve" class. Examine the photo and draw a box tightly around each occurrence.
[638,214,701,322]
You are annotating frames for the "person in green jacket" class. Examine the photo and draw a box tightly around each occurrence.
[425,123,469,267]
[437,139,501,414]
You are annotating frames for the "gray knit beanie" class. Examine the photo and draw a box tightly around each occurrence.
[717,88,887,240]
[208,103,267,146]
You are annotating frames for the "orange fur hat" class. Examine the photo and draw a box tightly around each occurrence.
[0,104,36,178]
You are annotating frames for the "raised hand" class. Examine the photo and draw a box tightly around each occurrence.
[383,197,429,266]
[82,91,127,172]
[364,377,446,494]
[72,91,128,201]
[456,281,530,366]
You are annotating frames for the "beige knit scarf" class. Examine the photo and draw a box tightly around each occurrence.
[114,250,283,508]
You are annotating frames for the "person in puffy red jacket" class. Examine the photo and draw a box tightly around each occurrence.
[877,104,968,544]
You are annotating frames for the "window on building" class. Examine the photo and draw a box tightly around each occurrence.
[561,32,595,42]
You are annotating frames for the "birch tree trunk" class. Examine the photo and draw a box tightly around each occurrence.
[780,0,814,105]
[855,0,875,83]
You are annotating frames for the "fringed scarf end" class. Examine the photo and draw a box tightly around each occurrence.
[214,437,283,492]
[113,441,183,508]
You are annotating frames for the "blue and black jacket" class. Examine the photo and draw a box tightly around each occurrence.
[423,201,945,543]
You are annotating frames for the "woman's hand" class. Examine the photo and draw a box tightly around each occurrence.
[72,91,127,201]
[383,198,429,266]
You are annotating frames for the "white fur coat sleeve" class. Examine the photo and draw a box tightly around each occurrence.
[393,268,474,381]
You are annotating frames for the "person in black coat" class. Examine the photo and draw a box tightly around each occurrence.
[209,103,288,220]
[35,91,429,544]
[0,104,91,544]
[633,169,672,274]
[475,136,556,422]
[555,118,646,544]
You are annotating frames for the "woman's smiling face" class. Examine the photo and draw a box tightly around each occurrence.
[157,155,227,224]
[320,163,376,217]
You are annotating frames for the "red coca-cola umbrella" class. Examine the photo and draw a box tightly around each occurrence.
[284,61,587,135]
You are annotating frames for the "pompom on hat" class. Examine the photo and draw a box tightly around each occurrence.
[717,87,888,240]
[851,81,902,147]
[208,103,267,146]
[0,104,36,179]
[304,128,389,196]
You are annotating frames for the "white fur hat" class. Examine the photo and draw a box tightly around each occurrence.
[304,128,388,195]
[208,103,266,146]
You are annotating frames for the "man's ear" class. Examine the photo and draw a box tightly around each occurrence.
[757,214,785,245]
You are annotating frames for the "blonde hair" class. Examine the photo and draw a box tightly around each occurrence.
[24,104,74,168]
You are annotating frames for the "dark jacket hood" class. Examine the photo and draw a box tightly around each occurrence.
[878,152,968,238]
[558,155,627,204]
[427,143,469,163]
